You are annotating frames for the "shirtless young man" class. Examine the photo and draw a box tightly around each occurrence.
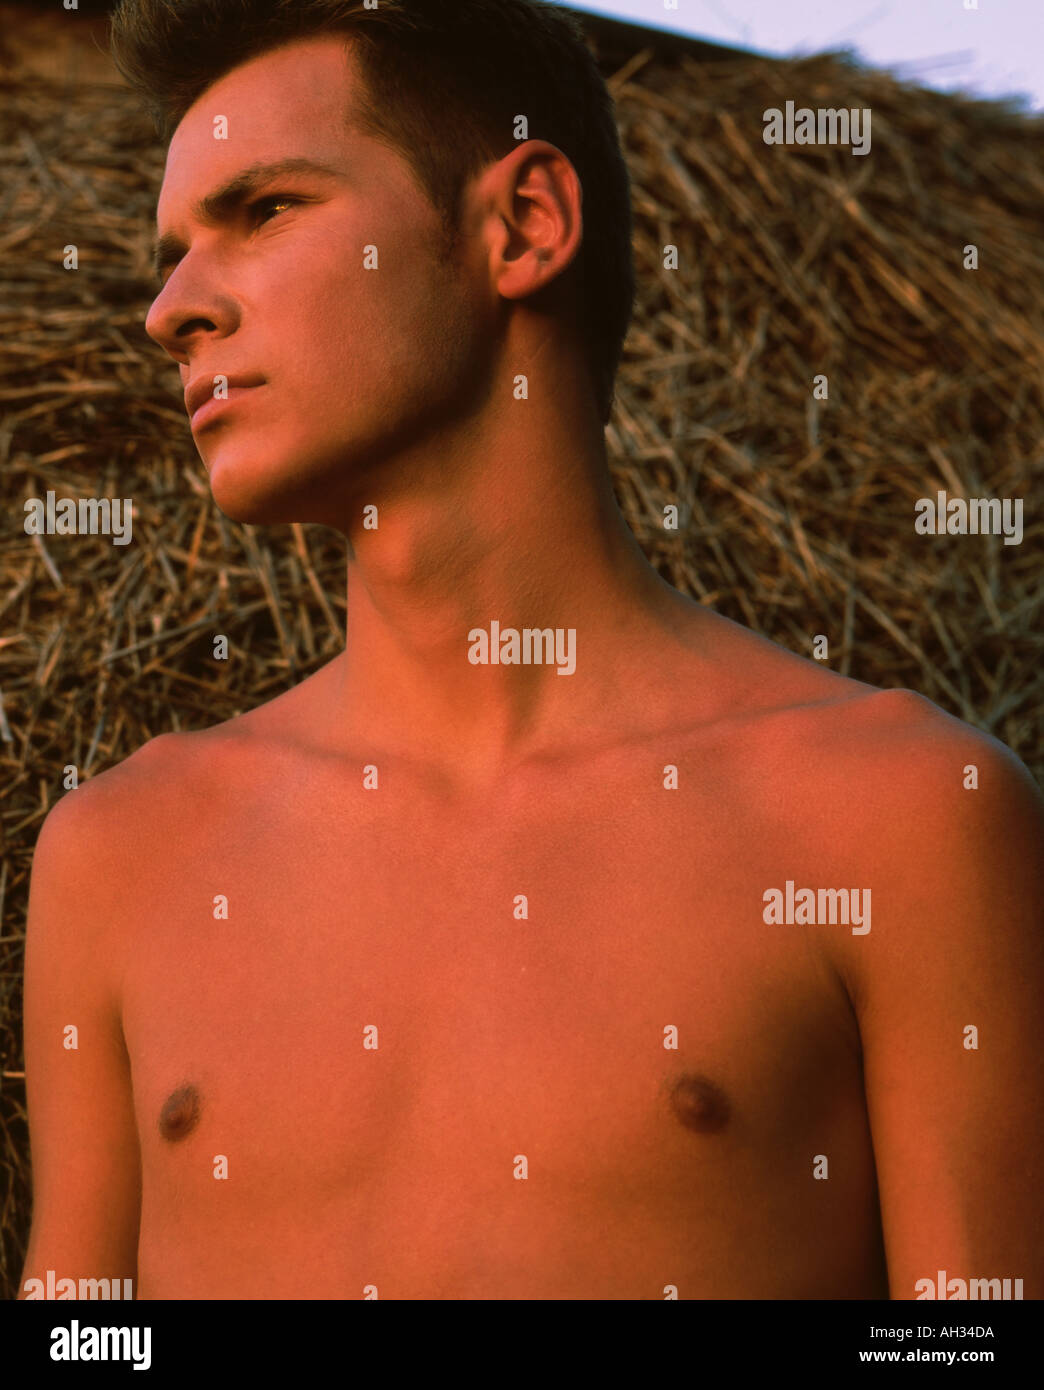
[19,0,1044,1301]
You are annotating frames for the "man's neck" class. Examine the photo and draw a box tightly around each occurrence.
[326,390,686,781]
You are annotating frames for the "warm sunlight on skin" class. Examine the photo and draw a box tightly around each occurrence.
[146,37,488,528]
[20,31,1044,1305]
[144,34,681,775]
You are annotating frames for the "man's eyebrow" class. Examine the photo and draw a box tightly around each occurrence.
[151,158,343,281]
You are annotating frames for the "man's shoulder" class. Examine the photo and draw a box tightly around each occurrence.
[793,680,1037,810]
[724,658,1043,999]
[849,688,1043,899]
[38,659,338,841]
[753,669,1041,841]
[36,726,231,865]
[698,613,1036,803]
[691,614,1042,876]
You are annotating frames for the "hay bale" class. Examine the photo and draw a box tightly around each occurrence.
[0,14,1041,1294]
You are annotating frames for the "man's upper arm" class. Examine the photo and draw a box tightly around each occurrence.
[852,706,1044,1300]
[19,778,143,1296]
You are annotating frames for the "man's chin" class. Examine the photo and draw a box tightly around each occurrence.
[205,451,351,527]
[206,458,304,526]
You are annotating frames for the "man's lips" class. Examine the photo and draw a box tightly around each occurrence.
[184,375,265,426]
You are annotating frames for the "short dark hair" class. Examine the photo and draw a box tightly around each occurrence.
[109,0,636,424]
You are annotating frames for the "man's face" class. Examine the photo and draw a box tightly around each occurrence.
[146,35,489,526]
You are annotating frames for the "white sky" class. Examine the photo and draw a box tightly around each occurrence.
[561,0,1044,111]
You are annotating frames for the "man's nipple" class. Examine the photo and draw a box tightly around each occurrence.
[158,1084,202,1142]
[668,1073,731,1134]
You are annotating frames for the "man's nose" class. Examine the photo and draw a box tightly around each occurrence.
[145,265,237,359]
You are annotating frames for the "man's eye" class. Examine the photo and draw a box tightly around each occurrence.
[252,196,299,225]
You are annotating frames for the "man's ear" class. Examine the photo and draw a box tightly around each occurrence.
[483,139,583,304]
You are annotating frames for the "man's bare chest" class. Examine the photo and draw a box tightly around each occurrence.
[118,737,889,1294]
[122,756,865,1211]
